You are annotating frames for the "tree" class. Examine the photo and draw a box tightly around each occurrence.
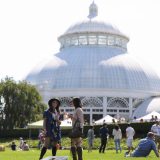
[0,77,47,130]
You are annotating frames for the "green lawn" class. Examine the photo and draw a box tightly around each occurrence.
[0,138,159,160]
[0,149,158,160]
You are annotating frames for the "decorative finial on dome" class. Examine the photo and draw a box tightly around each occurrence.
[88,1,98,20]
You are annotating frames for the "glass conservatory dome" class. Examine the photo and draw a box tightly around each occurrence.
[26,47,160,93]
[132,97,160,118]
[26,1,160,96]
[25,1,160,122]
[58,21,129,51]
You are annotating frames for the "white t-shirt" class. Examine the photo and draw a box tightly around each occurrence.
[151,124,160,135]
[112,129,122,140]
[126,126,135,139]
[87,129,94,140]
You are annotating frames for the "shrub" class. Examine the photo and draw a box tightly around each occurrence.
[0,122,155,139]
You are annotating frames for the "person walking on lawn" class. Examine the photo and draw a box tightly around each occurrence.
[99,123,109,153]
[87,125,95,152]
[125,123,135,156]
[112,125,122,153]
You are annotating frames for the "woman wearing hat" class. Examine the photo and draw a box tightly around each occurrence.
[39,98,61,160]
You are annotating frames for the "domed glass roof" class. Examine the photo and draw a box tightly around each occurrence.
[58,21,129,51]
[63,21,127,37]
[26,46,160,93]
[132,97,160,118]
[26,2,160,96]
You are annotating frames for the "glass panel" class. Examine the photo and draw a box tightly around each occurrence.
[60,39,65,49]
[121,39,127,48]
[60,44,64,49]
[115,37,121,46]
[108,36,114,45]
[98,36,107,45]
[71,37,78,45]
[88,35,97,44]
[65,38,70,46]
[79,36,87,45]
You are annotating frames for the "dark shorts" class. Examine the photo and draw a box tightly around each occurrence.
[155,135,160,144]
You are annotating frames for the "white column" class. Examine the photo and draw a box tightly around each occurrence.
[103,96,107,117]
[117,109,120,120]
[90,108,93,125]
[129,97,133,120]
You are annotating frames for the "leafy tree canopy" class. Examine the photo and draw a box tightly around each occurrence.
[0,77,47,130]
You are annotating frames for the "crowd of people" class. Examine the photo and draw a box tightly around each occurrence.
[37,97,160,160]
[86,122,135,156]
[87,122,160,158]
[7,97,160,160]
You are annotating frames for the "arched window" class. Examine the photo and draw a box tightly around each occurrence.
[82,97,103,107]
[59,97,72,107]
[108,97,129,108]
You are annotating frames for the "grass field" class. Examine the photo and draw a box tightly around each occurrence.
[0,138,159,160]
[0,149,158,160]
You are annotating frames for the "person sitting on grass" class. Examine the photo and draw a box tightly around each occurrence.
[129,132,159,157]
[22,141,29,151]
[0,145,5,151]
[11,141,16,151]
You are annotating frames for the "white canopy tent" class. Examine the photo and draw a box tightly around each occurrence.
[94,115,117,125]
[28,120,43,129]
[27,118,72,129]
[134,111,160,122]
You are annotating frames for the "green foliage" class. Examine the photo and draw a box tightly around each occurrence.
[0,77,47,130]
[0,128,39,139]
[0,121,154,139]
[83,122,154,138]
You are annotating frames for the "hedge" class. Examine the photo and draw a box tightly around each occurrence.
[0,122,155,139]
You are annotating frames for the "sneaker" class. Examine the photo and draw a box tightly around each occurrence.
[124,152,129,157]
[125,152,131,157]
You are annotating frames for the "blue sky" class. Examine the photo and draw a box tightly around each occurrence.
[0,0,160,81]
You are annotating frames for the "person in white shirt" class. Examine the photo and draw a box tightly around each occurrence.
[112,125,122,153]
[151,121,160,151]
[125,123,135,155]
[19,137,24,150]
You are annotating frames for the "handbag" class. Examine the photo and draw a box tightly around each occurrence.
[69,118,83,138]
